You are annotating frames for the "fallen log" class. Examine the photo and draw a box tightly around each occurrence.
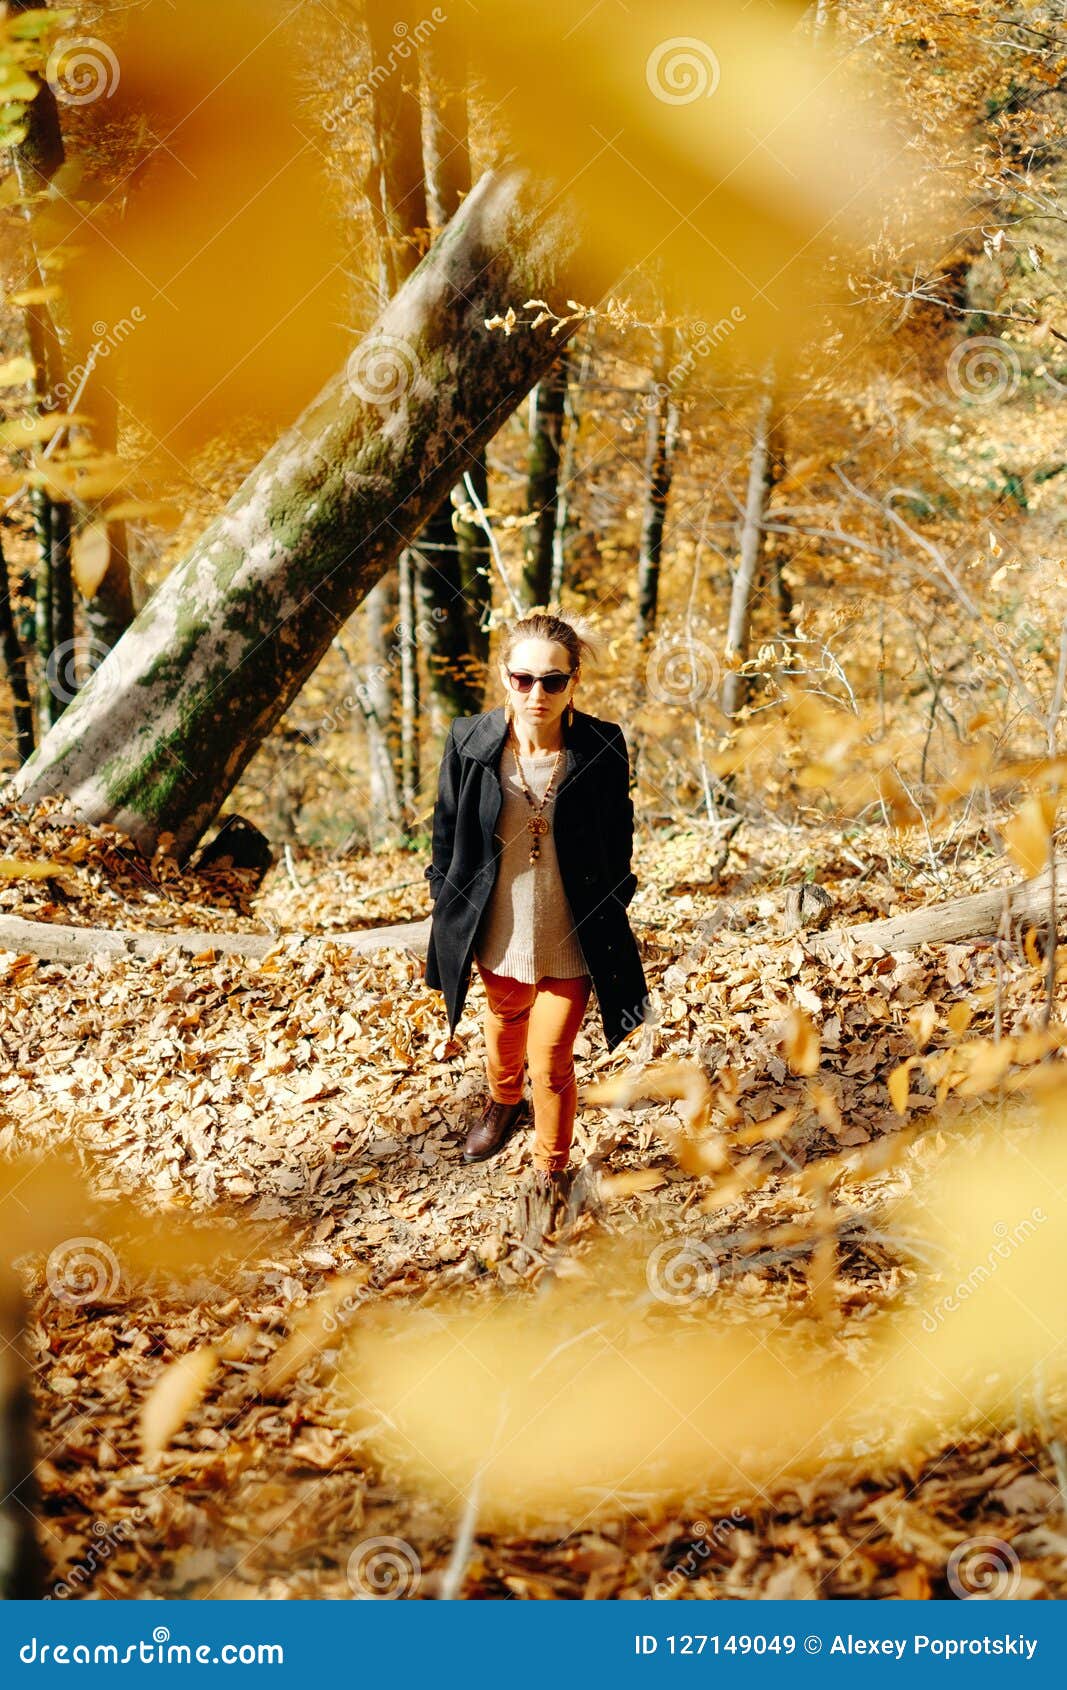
[2,859,1060,972]
[0,914,432,968]
[808,859,1067,957]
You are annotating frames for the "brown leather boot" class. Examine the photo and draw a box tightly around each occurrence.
[461,1094,529,1163]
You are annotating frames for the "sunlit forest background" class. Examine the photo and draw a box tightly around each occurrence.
[2,0,1067,1602]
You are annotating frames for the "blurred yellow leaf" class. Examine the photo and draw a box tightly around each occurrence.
[908,1002,938,1051]
[0,356,34,388]
[0,411,86,445]
[72,523,112,598]
[733,1106,799,1145]
[599,1169,667,1198]
[262,1271,371,1394]
[6,285,62,306]
[102,500,183,528]
[463,0,923,359]
[0,856,74,885]
[889,1060,914,1115]
[809,1084,842,1133]
[140,1347,219,1458]
[784,1006,820,1075]
[1004,794,1056,879]
[954,1038,1014,1098]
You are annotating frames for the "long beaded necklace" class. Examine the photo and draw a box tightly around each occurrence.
[508,727,564,864]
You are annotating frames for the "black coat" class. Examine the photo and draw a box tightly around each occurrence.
[423,704,650,1052]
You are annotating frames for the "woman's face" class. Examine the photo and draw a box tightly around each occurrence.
[499,638,578,735]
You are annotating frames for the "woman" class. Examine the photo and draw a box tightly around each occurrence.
[423,611,650,1240]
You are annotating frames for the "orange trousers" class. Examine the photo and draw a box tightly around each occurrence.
[475,959,592,1172]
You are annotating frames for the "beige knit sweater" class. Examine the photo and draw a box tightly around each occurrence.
[473,745,589,982]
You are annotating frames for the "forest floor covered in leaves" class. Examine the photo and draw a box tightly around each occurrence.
[2,794,1067,1600]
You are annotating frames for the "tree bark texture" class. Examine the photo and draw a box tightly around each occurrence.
[364,0,429,296]
[809,859,1067,958]
[722,364,777,720]
[416,22,488,719]
[0,534,35,762]
[522,350,568,607]
[635,325,677,642]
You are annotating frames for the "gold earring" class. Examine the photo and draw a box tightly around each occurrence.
[567,699,574,727]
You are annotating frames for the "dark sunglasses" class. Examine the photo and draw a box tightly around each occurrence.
[507,669,573,695]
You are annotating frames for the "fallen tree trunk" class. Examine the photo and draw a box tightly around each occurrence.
[808,860,1067,956]
[10,167,602,862]
[0,913,433,968]
[4,860,1061,970]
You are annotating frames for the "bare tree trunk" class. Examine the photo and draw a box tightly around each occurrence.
[416,20,488,720]
[722,363,777,720]
[522,350,568,607]
[809,858,1067,956]
[814,0,839,42]
[32,496,52,732]
[412,500,483,732]
[8,0,134,696]
[9,0,67,738]
[421,21,469,238]
[49,497,73,717]
[358,3,435,837]
[455,458,490,677]
[635,324,677,643]
[364,0,429,295]
[0,533,35,762]
[398,546,419,820]
[12,168,605,861]
[765,404,792,631]
[81,373,136,658]
[362,575,404,842]
[550,329,589,604]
